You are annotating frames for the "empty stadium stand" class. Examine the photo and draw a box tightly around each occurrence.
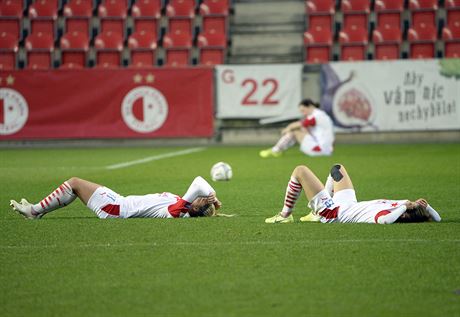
[0,0,459,69]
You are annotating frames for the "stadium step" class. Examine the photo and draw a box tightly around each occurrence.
[233,0,305,25]
[231,33,303,55]
[229,0,304,64]
[232,22,304,35]
[227,54,302,64]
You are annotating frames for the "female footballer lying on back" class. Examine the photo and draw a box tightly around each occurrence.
[10,176,224,219]
[265,163,442,224]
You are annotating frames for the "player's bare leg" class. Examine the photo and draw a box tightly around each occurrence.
[329,164,354,193]
[292,165,324,200]
[266,165,323,224]
[260,129,301,158]
[66,177,102,205]
[289,165,323,222]
[10,177,101,219]
[292,128,308,144]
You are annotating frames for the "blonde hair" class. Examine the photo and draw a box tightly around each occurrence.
[198,203,235,218]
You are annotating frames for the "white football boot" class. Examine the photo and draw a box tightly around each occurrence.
[10,199,42,219]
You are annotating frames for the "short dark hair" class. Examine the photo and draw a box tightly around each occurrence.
[397,206,431,223]
[299,99,320,108]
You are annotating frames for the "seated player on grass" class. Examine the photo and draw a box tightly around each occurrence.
[259,99,334,158]
[10,176,223,219]
[265,164,441,224]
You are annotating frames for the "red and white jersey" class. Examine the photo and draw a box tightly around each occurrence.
[301,108,334,153]
[310,189,408,224]
[120,192,190,218]
[87,176,215,219]
[336,199,409,224]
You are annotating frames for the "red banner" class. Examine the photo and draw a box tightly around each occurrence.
[0,68,214,139]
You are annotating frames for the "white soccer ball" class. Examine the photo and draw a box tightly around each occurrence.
[210,162,233,181]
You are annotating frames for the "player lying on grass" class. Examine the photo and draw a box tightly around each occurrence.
[10,176,223,219]
[265,164,441,224]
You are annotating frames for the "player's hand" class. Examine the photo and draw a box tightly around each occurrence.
[405,201,417,209]
[416,198,428,208]
[207,193,222,209]
[213,198,222,210]
[207,192,217,204]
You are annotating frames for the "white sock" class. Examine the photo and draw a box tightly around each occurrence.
[281,177,302,217]
[325,175,334,197]
[33,181,77,214]
[273,133,296,153]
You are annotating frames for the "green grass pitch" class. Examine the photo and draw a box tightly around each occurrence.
[0,144,459,317]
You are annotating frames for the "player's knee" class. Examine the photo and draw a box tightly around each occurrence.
[293,165,310,176]
[330,164,344,182]
[67,177,81,188]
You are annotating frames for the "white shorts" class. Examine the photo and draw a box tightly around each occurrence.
[308,189,336,214]
[300,134,332,156]
[308,189,357,222]
[332,189,357,209]
[87,186,122,219]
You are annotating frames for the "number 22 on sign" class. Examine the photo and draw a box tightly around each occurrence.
[221,69,280,106]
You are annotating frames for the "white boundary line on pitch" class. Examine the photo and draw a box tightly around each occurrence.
[1,239,459,249]
[106,147,206,170]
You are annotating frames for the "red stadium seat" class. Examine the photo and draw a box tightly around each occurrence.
[60,31,89,68]
[200,0,229,14]
[0,32,18,69]
[25,32,54,69]
[409,0,438,27]
[39,0,60,10]
[166,0,195,36]
[128,30,157,67]
[131,0,162,34]
[446,0,460,28]
[0,0,23,40]
[339,26,368,61]
[305,0,335,31]
[442,24,460,58]
[98,0,127,37]
[305,0,335,14]
[372,26,402,60]
[407,23,437,58]
[59,62,84,69]
[28,0,58,37]
[199,0,229,35]
[94,31,123,67]
[201,15,227,35]
[303,26,333,63]
[341,0,370,30]
[63,0,93,36]
[374,0,404,30]
[197,31,227,65]
[163,30,192,66]
[1,0,24,12]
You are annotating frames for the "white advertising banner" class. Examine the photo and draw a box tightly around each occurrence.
[216,64,303,121]
[320,59,460,131]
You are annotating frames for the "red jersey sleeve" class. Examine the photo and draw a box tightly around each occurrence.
[168,198,190,218]
[301,116,316,128]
